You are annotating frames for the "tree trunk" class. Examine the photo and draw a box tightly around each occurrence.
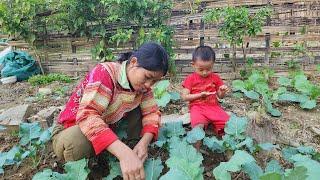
[232,44,236,72]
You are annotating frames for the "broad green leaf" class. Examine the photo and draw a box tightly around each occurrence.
[264,96,281,117]
[242,161,263,180]
[272,87,287,101]
[232,80,245,91]
[236,137,255,152]
[144,158,164,180]
[153,128,167,147]
[166,156,203,180]
[203,136,225,153]
[32,169,66,180]
[64,158,90,180]
[282,147,299,162]
[156,92,171,107]
[154,80,170,92]
[294,75,312,94]
[223,134,238,150]
[232,92,244,98]
[213,150,256,180]
[254,82,269,95]
[19,122,42,146]
[38,126,53,144]
[278,92,310,105]
[104,160,122,180]
[160,168,194,180]
[284,166,308,180]
[224,114,247,138]
[278,92,301,103]
[186,126,205,144]
[278,76,292,87]
[290,154,320,180]
[300,100,316,109]
[162,121,186,138]
[243,90,260,100]
[296,146,316,155]
[259,172,282,180]
[3,146,20,165]
[169,92,180,101]
[168,137,203,167]
[265,160,283,174]
[258,143,279,151]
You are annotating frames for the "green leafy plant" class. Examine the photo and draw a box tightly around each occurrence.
[33,158,90,180]
[153,80,180,107]
[232,70,281,117]
[277,73,319,109]
[28,73,72,86]
[204,6,271,71]
[0,122,52,174]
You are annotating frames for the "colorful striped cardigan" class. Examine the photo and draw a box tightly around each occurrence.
[58,61,160,154]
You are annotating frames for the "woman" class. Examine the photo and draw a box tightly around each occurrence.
[52,42,169,180]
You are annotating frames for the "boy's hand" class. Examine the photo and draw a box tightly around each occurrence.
[200,91,216,98]
[219,85,229,94]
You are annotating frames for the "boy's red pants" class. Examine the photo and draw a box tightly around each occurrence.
[190,105,230,135]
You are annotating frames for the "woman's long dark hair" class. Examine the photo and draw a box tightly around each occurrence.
[117,42,169,76]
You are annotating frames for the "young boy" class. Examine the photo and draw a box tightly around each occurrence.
[181,46,230,149]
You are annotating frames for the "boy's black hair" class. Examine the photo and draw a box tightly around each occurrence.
[117,42,169,76]
[192,45,216,62]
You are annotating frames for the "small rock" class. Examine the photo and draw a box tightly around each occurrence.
[0,104,33,129]
[39,88,52,95]
[37,106,60,126]
[24,97,37,103]
[205,172,212,177]
[28,115,48,129]
[161,113,190,125]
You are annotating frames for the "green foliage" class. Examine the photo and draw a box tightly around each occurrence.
[103,160,122,180]
[232,70,281,117]
[204,7,271,47]
[265,160,283,174]
[258,143,279,151]
[33,158,90,180]
[1,123,52,174]
[284,166,308,180]
[243,161,264,180]
[28,73,72,86]
[144,158,164,180]
[153,80,180,107]
[161,137,204,180]
[277,73,319,109]
[316,64,320,72]
[213,150,256,180]
[0,0,176,74]
[224,114,247,138]
[204,6,271,70]
[186,126,205,144]
[203,136,225,153]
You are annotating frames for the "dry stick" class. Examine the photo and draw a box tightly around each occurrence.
[235,171,244,180]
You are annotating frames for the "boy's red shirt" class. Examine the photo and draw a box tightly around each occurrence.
[182,72,224,107]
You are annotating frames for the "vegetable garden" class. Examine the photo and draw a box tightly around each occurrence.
[1,0,320,180]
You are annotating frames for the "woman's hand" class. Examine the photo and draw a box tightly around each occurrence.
[119,150,145,180]
[107,140,145,180]
[133,133,153,163]
[133,141,148,163]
